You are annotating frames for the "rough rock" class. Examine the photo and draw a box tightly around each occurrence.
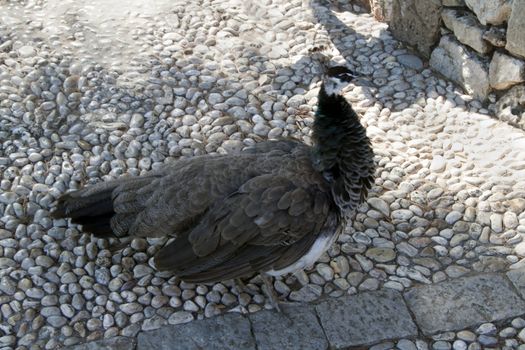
[441,9,491,54]
[489,51,525,90]
[353,0,372,11]
[390,0,442,57]
[465,0,511,25]
[397,54,424,71]
[506,0,525,58]
[482,27,506,47]
[430,35,490,100]
[370,0,394,21]
[495,85,525,128]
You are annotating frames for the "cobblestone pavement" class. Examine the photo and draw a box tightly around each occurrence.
[66,269,525,349]
[1,0,525,349]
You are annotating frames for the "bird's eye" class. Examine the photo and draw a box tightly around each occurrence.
[337,72,354,80]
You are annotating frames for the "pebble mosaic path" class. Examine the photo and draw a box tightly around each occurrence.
[2,0,525,349]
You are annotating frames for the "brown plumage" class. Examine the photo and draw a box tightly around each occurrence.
[52,66,375,283]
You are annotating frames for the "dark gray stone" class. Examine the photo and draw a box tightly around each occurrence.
[397,54,424,71]
[137,313,256,350]
[250,305,328,350]
[495,85,525,130]
[390,0,442,57]
[315,289,417,348]
[482,27,506,47]
[405,273,525,335]
[506,268,525,299]
[64,337,135,350]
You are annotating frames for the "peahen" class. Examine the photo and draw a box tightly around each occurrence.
[52,64,376,308]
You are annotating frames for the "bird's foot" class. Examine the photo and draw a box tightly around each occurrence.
[234,278,259,295]
[108,237,133,253]
[260,273,283,312]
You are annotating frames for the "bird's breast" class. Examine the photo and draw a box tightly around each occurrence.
[265,219,341,277]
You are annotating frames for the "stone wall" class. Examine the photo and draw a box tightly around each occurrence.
[354,0,525,130]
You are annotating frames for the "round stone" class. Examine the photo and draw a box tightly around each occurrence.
[18,45,36,57]
[47,316,67,327]
[515,242,525,257]
[512,317,525,328]
[476,323,496,335]
[392,209,414,220]
[430,156,446,172]
[445,211,462,225]
[316,263,334,281]
[452,340,467,350]
[397,54,423,70]
[367,198,390,216]
[168,311,194,325]
[253,124,270,137]
[432,340,451,350]
[365,247,396,262]
[518,328,525,342]
[499,327,517,338]
[397,339,417,350]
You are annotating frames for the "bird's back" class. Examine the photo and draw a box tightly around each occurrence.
[53,139,337,282]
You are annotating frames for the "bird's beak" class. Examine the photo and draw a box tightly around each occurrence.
[352,75,376,88]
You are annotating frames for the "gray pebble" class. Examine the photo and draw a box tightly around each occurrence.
[432,341,451,350]
[452,340,467,350]
[168,311,194,325]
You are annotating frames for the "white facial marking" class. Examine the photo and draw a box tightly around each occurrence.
[324,76,348,96]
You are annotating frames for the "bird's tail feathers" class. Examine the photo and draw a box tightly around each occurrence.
[51,181,120,237]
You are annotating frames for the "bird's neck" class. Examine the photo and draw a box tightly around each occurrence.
[311,84,374,216]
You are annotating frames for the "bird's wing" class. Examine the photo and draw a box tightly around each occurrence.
[112,142,314,238]
[53,155,254,238]
[111,155,254,238]
[242,139,304,155]
[153,172,333,282]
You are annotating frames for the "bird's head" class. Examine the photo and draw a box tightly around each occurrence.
[322,66,375,96]
[322,66,358,96]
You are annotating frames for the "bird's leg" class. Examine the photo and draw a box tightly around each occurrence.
[234,278,258,295]
[108,236,133,253]
[260,273,282,312]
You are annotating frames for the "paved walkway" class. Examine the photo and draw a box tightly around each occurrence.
[67,267,525,349]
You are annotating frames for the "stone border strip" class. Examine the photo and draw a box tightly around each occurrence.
[65,268,525,350]
[137,313,256,350]
[315,289,418,347]
[405,273,525,335]
[250,306,328,350]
